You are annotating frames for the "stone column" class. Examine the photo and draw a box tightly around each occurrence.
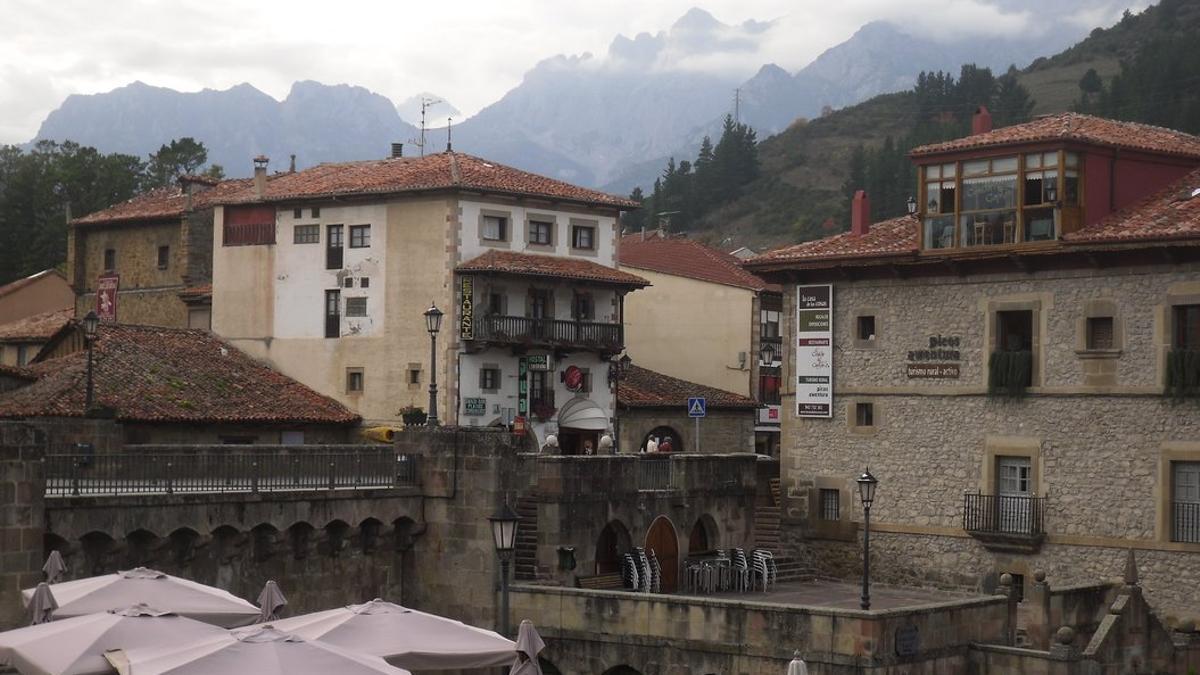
[997,572,1018,646]
[0,423,46,630]
[1027,569,1052,650]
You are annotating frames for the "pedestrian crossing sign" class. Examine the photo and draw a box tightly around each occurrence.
[687,397,707,418]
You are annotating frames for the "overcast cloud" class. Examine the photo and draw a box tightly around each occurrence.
[0,0,1147,144]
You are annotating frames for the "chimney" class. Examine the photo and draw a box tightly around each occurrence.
[390,143,404,159]
[253,155,269,198]
[972,106,993,135]
[289,154,296,173]
[851,190,871,237]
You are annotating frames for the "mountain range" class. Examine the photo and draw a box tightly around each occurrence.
[27,5,1118,190]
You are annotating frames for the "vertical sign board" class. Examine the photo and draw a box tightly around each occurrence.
[795,284,833,418]
[459,276,474,340]
[518,357,529,416]
[96,274,119,322]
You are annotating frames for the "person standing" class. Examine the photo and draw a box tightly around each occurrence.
[645,436,658,453]
[660,436,673,453]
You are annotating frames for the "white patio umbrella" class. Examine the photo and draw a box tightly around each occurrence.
[42,552,67,584]
[0,604,227,675]
[786,650,809,675]
[270,598,516,670]
[255,581,287,623]
[26,584,57,626]
[509,620,546,675]
[103,625,411,675]
[21,568,259,628]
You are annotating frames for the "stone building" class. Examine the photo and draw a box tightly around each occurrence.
[745,112,1200,618]
[620,232,783,454]
[0,308,70,366]
[67,175,244,330]
[207,150,646,444]
[616,364,759,454]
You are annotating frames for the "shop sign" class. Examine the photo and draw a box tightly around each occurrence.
[96,273,119,321]
[906,335,962,379]
[464,397,487,416]
[563,365,584,392]
[526,354,553,371]
[460,276,474,340]
[795,285,832,418]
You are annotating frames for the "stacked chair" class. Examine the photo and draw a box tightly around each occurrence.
[646,549,662,594]
[751,548,777,592]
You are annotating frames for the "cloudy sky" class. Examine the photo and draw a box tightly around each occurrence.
[0,0,1147,144]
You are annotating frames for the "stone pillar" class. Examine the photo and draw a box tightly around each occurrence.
[997,572,1018,646]
[0,423,46,630]
[1027,569,1052,650]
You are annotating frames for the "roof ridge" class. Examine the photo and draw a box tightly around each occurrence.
[449,152,462,185]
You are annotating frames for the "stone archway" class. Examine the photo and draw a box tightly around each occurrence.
[595,519,632,575]
[641,426,682,453]
[645,515,679,592]
[688,514,718,556]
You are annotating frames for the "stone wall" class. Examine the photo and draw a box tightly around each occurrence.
[778,263,1200,620]
[0,423,45,629]
[618,408,756,454]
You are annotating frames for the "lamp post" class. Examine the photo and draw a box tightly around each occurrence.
[488,502,521,636]
[423,304,443,427]
[760,341,776,367]
[608,353,632,452]
[857,468,878,610]
[81,311,100,413]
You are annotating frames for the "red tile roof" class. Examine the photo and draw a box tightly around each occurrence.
[0,309,72,342]
[72,180,252,226]
[0,323,359,425]
[746,215,919,268]
[0,269,65,299]
[1066,167,1200,244]
[619,234,778,292]
[618,365,758,410]
[0,364,36,382]
[211,152,638,209]
[457,250,650,287]
[910,112,1200,160]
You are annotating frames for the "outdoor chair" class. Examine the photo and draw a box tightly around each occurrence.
[731,548,751,593]
[647,549,662,594]
[751,549,777,592]
[621,553,640,591]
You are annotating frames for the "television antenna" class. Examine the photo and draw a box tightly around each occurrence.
[409,96,442,157]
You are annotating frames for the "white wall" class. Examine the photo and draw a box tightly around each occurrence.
[457,199,618,266]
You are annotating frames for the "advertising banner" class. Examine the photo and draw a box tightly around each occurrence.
[795,285,833,418]
[96,274,119,322]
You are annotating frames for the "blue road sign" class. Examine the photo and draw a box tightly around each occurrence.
[687,397,707,418]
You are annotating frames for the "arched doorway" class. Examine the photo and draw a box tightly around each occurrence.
[557,396,608,455]
[595,520,632,575]
[645,516,679,592]
[688,515,718,556]
[641,426,683,453]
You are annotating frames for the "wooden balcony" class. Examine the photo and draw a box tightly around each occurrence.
[469,315,623,353]
[963,492,1046,553]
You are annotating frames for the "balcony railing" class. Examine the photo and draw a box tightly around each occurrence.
[636,455,675,491]
[988,350,1032,397]
[45,450,419,497]
[963,492,1046,552]
[1173,501,1200,543]
[472,315,622,351]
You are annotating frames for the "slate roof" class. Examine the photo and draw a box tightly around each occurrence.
[619,365,759,410]
[457,250,650,287]
[746,215,919,268]
[619,234,778,292]
[0,309,73,342]
[210,152,639,209]
[1066,167,1200,244]
[910,112,1200,160]
[0,269,65,299]
[0,323,359,425]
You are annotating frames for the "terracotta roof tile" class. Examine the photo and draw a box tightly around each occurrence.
[618,365,758,410]
[0,323,359,425]
[619,235,778,292]
[910,112,1200,159]
[746,215,918,268]
[0,309,72,342]
[71,179,252,226]
[1066,167,1200,244]
[0,269,65,299]
[457,250,650,287]
[0,364,37,382]
[211,152,638,209]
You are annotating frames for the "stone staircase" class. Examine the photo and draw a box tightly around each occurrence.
[754,477,811,583]
[514,496,539,581]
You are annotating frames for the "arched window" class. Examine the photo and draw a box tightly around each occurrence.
[595,520,632,575]
[640,426,683,453]
[688,515,718,556]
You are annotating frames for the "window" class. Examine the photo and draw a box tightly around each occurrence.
[761,310,780,339]
[346,368,364,393]
[571,224,595,249]
[857,315,876,341]
[1086,316,1114,350]
[346,297,367,317]
[487,291,506,315]
[407,365,422,389]
[281,430,305,444]
[360,277,369,288]
[530,370,550,405]
[819,489,840,521]
[855,402,874,428]
[480,367,500,390]
[294,224,319,244]
[343,277,354,288]
[483,215,507,241]
[758,368,781,405]
[1175,305,1200,350]
[529,219,553,245]
[293,208,302,219]
[312,207,320,218]
[573,292,594,321]
[325,289,340,338]
[326,225,344,269]
[991,310,1034,394]
[349,224,371,248]
[529,289,552,319]
[157,245,170,270]
[1173,462,1200,543]
[16,345,28,366]
[104,249,116,271]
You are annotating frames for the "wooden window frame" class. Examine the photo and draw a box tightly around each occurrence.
[157,245,170,270]
[345,297,367,317]
[293,224,320,244]
[349,224,371,249]
[346,367,364,394]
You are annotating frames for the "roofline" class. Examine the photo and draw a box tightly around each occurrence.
[211,183,638,211]
[0,269,66,298]
[456,267,651,289]
[617,262,768,292]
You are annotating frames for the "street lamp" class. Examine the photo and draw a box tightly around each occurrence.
[423,303,443,427]
[759,341,777,366]
[608,353,632,452]
[488,502,521,635]
[857,467,878,610]
[906,195,917,216]
[82,311,100,413]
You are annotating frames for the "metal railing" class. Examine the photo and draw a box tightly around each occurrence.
[637,455,674,491]
[1173,501,1200,543]
[474,315,622,350]
[45,450,419,497]
[963,493,1045,536]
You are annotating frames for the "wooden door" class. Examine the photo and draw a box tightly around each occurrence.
[645,516,678,592]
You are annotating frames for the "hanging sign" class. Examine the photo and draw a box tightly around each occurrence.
[459,276,474,340]
[96,274,119,322]
[526,354,553,371]
[795,284,833,418]
[563,365,584,392]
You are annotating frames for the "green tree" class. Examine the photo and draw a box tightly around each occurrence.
[1079,68,1103,95]
[144,137,210,188]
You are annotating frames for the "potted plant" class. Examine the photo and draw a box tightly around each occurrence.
[531,400,557,422]
[398,405,427,427]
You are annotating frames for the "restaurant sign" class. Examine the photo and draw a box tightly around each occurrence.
[795,285,833,418]
[464,397,487,416]
[459,276,474,340]
[526,354,553,371]
[96,274,119,321]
